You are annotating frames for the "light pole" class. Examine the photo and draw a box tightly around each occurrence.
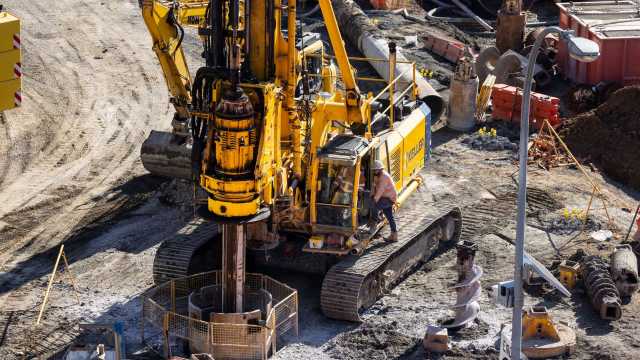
[511,26,600,360]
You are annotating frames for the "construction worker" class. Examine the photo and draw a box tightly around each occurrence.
[372,160,398,242]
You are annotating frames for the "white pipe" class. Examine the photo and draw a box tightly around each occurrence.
[332,0,445,119]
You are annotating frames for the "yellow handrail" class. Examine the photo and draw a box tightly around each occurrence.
[381,82,415,115]
[370,67,413,103]
[305,53,415,65]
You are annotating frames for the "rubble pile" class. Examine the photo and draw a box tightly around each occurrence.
[528,128,570,170]
[462,127,518,151]
[561,86,640,189]
[543,210,601,235]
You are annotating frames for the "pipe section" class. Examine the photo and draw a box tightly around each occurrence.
[610,244,639,297]
[332,0,445,119]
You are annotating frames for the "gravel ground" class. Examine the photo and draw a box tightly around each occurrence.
[269,131,640,360]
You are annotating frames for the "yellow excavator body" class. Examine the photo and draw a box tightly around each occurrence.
[141,0,461,324]
[140,0,432,241]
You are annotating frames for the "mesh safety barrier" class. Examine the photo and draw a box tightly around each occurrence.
[141,271,297,359]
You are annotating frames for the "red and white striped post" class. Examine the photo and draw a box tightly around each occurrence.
[14,91,21,107]
[12,34,20,50]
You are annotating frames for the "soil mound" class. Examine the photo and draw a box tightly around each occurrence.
[560,86,640,189]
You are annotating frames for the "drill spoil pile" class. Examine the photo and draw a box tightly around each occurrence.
[560,86,640,189]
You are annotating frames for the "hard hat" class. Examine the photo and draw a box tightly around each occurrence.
[373,160,385,171]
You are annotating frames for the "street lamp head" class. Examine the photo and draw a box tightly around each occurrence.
[566,35,600,63]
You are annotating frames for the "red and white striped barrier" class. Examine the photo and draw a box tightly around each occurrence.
[14,91,21,107]
[12,34,20,50]
[13,62,21,78]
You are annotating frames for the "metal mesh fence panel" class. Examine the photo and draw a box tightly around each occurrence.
[140,270,296,359]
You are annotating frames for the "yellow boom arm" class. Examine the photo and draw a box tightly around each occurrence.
[172,0,209,27]
[141,0,206,120]
[318,0,365,124]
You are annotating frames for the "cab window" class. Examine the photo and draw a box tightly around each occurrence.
[316,161,354,227]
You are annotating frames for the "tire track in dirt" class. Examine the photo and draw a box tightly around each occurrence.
[0,113,11,187]
[0,0,171,264]
[0,2,173,341]
[0,2,176,356]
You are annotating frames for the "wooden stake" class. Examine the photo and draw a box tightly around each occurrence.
[546,121,613,225]
[35,244,82,325]
[547,123,602,194]
[61,250,81,305]
[580,186,596,235]
[36,245,65,325]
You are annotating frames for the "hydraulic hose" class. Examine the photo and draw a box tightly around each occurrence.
[166,6,184,56]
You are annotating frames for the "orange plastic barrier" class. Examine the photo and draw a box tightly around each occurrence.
[491,84,560,130]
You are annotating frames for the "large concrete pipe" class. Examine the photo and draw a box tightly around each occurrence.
[448,57,478,132]
[332,0,445,119]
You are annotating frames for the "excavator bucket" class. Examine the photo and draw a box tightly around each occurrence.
[140,130,192,180]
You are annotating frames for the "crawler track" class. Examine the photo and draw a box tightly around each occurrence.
[320,185,560,321]
[152,219,219,286]
[321,190,462,321]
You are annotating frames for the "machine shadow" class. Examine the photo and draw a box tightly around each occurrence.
[0,175,175,297]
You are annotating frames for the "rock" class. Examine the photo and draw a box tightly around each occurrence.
[590,230,613,242]
[464,131,517,152]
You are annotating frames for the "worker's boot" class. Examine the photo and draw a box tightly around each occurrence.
[386,231,398,242]
[368,218,378,232]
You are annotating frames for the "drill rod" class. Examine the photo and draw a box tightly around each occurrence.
[221,223,246,313]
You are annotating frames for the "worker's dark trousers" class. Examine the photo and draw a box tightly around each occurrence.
[374,197,397,233]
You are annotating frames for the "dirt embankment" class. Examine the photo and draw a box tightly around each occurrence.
[561,86,640,190]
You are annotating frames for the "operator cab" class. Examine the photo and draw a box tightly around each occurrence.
[312,135,376,244]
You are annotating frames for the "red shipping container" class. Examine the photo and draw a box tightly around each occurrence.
[557,1,640,85]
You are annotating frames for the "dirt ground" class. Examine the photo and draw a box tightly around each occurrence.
[270,128,640,360]
[561,86,640,190]
[0,0,184,357]
[0,0,639,359]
